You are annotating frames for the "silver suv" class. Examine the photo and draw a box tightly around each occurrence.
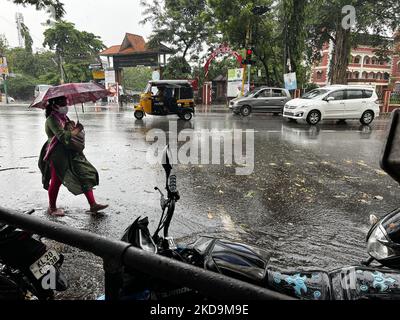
[229,87,292,116]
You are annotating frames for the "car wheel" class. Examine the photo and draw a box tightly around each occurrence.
[134,110,144,120]
[307,110,321,125]
[241,106,252,117]
[360,111,374,125]
[180,111,193,121]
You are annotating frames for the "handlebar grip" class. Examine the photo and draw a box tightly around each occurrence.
[169,175,177,193]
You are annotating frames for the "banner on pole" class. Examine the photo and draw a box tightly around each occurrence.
[284,72,297,90]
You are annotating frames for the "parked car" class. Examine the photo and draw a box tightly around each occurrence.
[283,85,380,125]
[34,84,53,98]
[229,87,292,116]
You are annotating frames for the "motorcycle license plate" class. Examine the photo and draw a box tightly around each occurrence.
[29,250,61,280]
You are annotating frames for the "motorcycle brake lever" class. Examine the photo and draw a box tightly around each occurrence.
[155,187,168,210]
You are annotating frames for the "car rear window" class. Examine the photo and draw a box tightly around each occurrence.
[346,90,364,99]
[272,89,286,97]
[363,90,373,98]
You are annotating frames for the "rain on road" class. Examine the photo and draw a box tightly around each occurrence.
[1,105,399,299]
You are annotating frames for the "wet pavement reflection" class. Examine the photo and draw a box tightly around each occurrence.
[0,105,398,299]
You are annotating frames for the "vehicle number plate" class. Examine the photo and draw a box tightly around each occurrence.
[29,250,61,280]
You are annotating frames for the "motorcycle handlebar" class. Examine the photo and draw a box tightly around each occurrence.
[169,175,177,193]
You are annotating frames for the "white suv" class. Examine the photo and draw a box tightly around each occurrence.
[283,85,380,125]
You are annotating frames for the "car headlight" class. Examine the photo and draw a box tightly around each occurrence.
[367,226,395,260]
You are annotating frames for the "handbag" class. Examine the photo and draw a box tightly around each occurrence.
[66,121,85,153]
[70,129,85,153]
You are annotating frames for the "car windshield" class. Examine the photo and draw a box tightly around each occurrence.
[302,89,329,99]
[244,88,261,97]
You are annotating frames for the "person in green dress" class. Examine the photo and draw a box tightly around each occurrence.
[38,96,108,217]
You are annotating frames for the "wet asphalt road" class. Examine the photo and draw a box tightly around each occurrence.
[0,104,399,299]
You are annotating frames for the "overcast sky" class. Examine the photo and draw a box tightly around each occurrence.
[0,0,153,50]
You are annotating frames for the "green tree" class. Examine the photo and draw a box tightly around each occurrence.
[308,0,400,84]
[5,74,38,100]
[281,0,308,76]
[43,21,105,83]
[10,0,65,19]
[6,48,35,76]
[208,0,288,86]
[162,56,192,79]
[123,67,153,91]
[141,0,213,74]
[0,35,8,56]
[20,23,33,53]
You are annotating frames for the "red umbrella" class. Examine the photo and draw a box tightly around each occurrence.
[29,82,111,109]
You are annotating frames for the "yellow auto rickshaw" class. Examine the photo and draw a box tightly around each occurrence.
[134,80,195,121]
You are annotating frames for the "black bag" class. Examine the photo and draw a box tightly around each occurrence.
[69,129,85,153]
[66,121,85,153]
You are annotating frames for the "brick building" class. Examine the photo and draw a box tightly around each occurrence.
[311,36,400,94]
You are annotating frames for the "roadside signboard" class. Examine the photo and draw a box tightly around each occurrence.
[92,70,105,80]
[152,70,160,81]
[228,68,244,81]
[105,69,116,84]
[0,57,9,75]
[284,72,297,90]
[228,68,245,98]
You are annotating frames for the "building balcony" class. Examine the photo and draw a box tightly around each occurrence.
[362,64,391,69]
[347,78,389,84]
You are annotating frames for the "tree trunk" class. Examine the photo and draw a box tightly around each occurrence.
[261,59,271,86]
[331,21,351,84]
[59,53,65,84]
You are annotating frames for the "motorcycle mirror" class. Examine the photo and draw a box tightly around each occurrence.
[369,214,379,226]
[161,145,173,178]
[381,109,400,184]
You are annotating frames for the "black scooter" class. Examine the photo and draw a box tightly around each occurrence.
[119,110,400,300]
[0,210,68,300]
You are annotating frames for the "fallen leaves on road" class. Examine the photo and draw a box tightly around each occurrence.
[245,191,256,198]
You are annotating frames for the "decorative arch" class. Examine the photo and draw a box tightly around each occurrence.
[353,55,361,64]
[204,43,243,78]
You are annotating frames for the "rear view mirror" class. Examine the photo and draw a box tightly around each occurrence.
[381,109,400,184]
[326,97,335,102]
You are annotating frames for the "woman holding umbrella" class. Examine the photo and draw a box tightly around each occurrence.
[33,84,110,217]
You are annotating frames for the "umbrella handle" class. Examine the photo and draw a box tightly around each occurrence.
[74,104,80,123]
